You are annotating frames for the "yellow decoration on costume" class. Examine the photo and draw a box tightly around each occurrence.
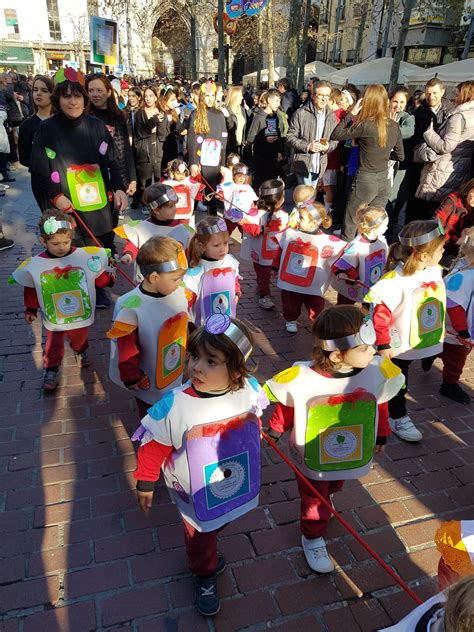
[17,257,32,270]
[83,246,103,255]
[379,357,402,379]
[177,247,188,270]
[381,270,396,280]
[435,520,474,577]
[106,321,138,339]
[273,365,301,384]
[113,225,128,239]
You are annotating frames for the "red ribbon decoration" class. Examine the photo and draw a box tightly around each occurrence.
[327,387,370,407]
[69,164,98,175]
[53,265,73,279]
[420,281,438,291]
[212,267,233,277]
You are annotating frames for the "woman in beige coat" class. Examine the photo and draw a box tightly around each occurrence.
[416,81,474,206]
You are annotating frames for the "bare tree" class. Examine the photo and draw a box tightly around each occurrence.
[66,12,89,69]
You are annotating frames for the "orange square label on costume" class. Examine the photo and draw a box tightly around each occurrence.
[279,240,318,287]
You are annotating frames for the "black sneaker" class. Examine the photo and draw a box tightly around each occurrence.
[215,553,226,575]
[195,573,220,616]
[43,369,59,391]
[0,236,14,251]
[74,349,90,368]
[95,287,111,309]
[439,383,471,405]
[421,356,436,372]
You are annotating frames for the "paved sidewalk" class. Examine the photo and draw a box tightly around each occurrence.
[0,167,473,632]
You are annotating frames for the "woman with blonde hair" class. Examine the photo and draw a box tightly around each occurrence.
[224,85,247,156]
[187,80,227,216]
[331,83,404,241]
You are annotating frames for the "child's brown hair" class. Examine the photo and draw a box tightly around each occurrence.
[298,202,332,233]
[39,210,74,240]
[136,235,187,277]
[444,575,474,632]
[258,179,285,215]
[187,318,255,392]
[355,204,388,236]
[293,184,315,208]
[142,183,176,211]
[386,219,445,276]
[226,153,240,169]
[187,217,229,268]
[167,159,189,181]
[312,305,367,373]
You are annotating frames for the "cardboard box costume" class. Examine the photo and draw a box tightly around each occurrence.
[108,286,189,405]
[161,177,202,223]
[264,357,404,481]
[134,376,269,532]
[365,265,446,360]
[332,235,389,303]
[216,181,258,223]
[114,219,193,252]
[444,263,473,346]
[240,209,288,266]
[12,247,108,331]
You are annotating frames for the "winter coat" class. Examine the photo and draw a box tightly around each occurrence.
[246,107,284,157]
[280,90,299,120]
[225,104,248,155]
[0,110,10,154]
[389,110,415,202]
[416,100,474,203]
[133,108,169,166]
[287,101,337,177]
[413,97,452,145]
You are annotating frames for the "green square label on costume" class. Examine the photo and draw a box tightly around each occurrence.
[162,336,184,378]
[40,267,91,325]
[410,285,445,349]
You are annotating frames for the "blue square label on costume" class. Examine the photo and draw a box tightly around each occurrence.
[210,290,231,316]
[203,451,250,510]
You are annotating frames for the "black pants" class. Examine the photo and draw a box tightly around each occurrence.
[73,230,116,256]
[342,170,389,241]
[388,358,411,419]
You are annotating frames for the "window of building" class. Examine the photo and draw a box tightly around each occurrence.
[339,0,346,22]
[4,9,19,39]
[320,0,329,25]
[47,0,62,41]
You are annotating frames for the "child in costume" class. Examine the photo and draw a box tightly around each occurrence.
[217,162,258,236]
[264,306,404,574]
[332,205,389,305]
[108,235,189,419]
[273,200,345,333]
[364,220,446,443]
[288,183,317,226]
[161,159,203,228]
[132,314,268,616]
[240,179,288,310]
[380,574,474,632]
[116,183,193,271]
[184,217,241,327]
[435,519,474,591]
[12,210,112,391]
[220,152,240,185]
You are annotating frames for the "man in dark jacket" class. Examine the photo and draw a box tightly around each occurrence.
[277,78,299,121]
[286,81,337,187]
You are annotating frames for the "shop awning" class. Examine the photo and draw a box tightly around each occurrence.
[0,46,34,66]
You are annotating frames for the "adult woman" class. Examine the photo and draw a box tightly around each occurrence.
[246,88,284,190]
[416,81,474,208]
[87,74,136,209]
[387,86,415,242]
[125,87,142,209]
[133,86,169,197]
[30,75,128,253]
[436,178,474,257]
[224,85,247,156]
[18,75,54,212]
[331,83,404,241]
[187,80,227,216]
[159,86,185,169]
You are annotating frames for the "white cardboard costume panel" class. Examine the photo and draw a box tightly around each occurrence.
[444,262,474,345]
[240,210,288,266]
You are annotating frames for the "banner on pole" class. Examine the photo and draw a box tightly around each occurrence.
[90,16,119,66]
[225,0,269,19]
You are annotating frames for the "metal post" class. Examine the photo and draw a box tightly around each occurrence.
[217,0,225,85]
[463,12,474,60]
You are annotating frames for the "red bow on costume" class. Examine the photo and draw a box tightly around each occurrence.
[69,164,98,175]
[212,267,233,277]
[267,219,281,232]
[53,265,73,279]
[421,281,438,291]
[328,387,369,407]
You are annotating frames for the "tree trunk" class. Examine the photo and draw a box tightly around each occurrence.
[256,14,263,87]
[217,0,225,85]
[354,1,371,64]
[190,12,197,80]
[266,0,275,87]
[297,0,312,93]
[381,0,394,57]
[286,0,304,89]
[330,0,343,64]
[389,0,416,93]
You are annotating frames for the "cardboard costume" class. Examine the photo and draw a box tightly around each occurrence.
[264,357,404,481]
[240,209,288,266]
[217,181,258,223]
[12,246,108,331]
[114,218,193,251]
[161,177,202,223]
[135,376,269,532]
[444,262,473,345]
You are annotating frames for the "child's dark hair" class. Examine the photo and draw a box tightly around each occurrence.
[136,235,186,277]
[258,179,285,215]
[444,574,474,632]
[386,219,445,276]
[312,305,367,373]
[187,217,229,268]
[187,318,255,391]
[142,183,176,210]
[232,163,248,178]
[226,153,240,169]
[167,158,189,180]
[39,209,74,240]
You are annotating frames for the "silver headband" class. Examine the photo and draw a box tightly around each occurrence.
[341,89,354,106]
[303,203,323,224]
[233,165,248,175]
[320,315,376,351]
[148,188,179,210]
[399,221,444,247]
[196,218,228,236]
[296,194,316,209]
[205,314,253,360]
[364,211,388,229]
[260,182,284,197]
[139,260,184,275]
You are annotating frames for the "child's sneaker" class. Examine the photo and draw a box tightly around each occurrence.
[421,356,436,372]
[74,350,90,368]
[195,574,220,616]
[389,415,422,442]
[95,287,111,309]
[42,369,59,391]
[258,295,274,310]
[439,383,471,405]
[285,321,298,333]
[301,535,334,573]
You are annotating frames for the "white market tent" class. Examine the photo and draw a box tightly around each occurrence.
[405,58,474,87]
[327,57,421,88]
[242,66,286,86]
[303,60,336,80]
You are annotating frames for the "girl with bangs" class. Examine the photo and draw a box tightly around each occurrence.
[159,86,186,169]
[331,83,404,241]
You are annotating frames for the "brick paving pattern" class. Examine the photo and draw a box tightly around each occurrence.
[0,167,473,631]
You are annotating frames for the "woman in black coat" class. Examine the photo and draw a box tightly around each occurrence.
[160,87,186,170]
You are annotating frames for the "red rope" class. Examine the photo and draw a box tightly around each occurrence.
[70,209,137,288]
[262,431,423,605]
[198,172,255,219]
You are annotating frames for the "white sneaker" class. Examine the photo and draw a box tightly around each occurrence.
[285,321,298,333]
[258,296,274,310]
[301,535,334,573]
[389,415,422,442]
[0,184,9,191]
